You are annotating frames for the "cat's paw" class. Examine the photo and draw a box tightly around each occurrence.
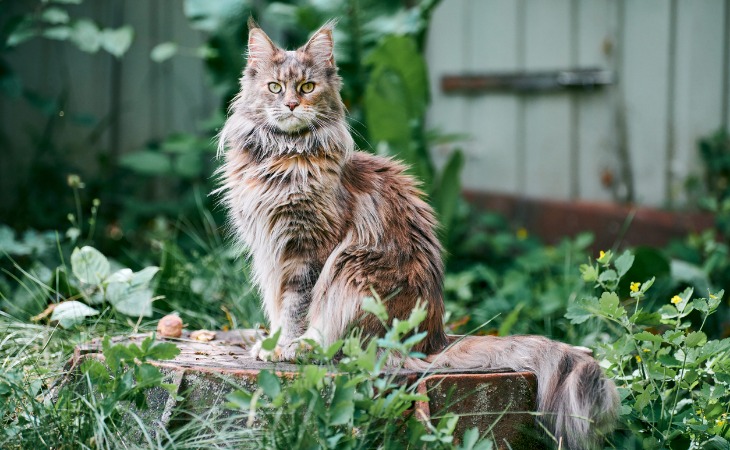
[250,339,281,362]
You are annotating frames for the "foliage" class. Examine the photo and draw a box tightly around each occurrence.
[0,326,179,449]
[0,1,136,231]
[2,1,133,57]
[1,238,160,324]
[568,249,730,449]
[697,130,730,207]
[227,295,493,450]
[78,335,180,418]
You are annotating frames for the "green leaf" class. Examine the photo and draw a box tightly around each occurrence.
[119,150,171,175]
[364,36,430,179]
[109,288,154,317]
[80,359,109,385]
[361,296,388,323]
[151,42,179,62]
[41,7,70,24]
[104,266,159,316]
[634,331,663,343]
[146,342,181,361]
[498,303,524,336]
[70,19,101,53]
[6,19,36,47]
[598,269,617,284]
[50,301,99,328]
[685,331,707,348]
[580,263,599,282]
[634,386,652,412]
[329,377,355,426]
[101,26,133,57]
[71,246,110,285]
[257,370,281,399]
[629,311,662,326]
[103,342,135,372]
[135,363,163,386]
[131,266,160,288]
[431,150,464,237]
[457,427,480,450]
[614,250,635,277]
[565,296,596,324]
[598,292,625,318]
[261,329,281,351]
[226,389,253,409]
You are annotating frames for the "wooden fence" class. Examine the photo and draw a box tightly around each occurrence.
[426,0,730,206]
[2,0,729,212]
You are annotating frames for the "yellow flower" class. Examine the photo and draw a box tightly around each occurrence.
[599,250,606,259]
[710,293,718,299]
[630,282,640,293]
[671,295,682,305]
[516,227,528,240]
[717,419,727,427]
[643,348,650,353]
[635,355,642,363]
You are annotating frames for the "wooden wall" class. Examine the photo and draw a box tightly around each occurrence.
[0,0,217,213]
[2,0,729,213]
[426,0,730,207]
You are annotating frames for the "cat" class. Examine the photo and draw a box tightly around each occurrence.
[216,19,618,450]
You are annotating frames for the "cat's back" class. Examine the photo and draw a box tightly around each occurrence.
[343,150,422,196]
[342,150,440,251]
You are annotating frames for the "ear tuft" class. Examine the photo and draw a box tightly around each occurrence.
[302,19,338,66]
[247,19,277,68]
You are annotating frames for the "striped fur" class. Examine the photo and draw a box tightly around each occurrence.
[216,20,618,449]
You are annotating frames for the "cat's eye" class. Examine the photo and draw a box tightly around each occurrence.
[268,82,282,94]
[300,82,315,94]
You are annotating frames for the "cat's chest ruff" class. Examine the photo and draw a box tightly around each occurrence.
[239,154,342,229]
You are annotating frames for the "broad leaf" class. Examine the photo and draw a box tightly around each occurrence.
[101,26,133,57]
[71,19,101,53]
[71,246,110,285]
[50,301,99,328]
[257,370,281,399]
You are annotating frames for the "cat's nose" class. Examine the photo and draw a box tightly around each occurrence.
[286,101,299,111]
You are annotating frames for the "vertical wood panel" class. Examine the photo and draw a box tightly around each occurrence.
[622,0,671,205]
[522,0,572,198]
[118,0,153,154]
[575,0,614,202]
[672,0,726,204]
[425,0,468,171]
[462,0,520,193]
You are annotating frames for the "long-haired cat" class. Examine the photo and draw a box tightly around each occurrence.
[216,19,618,450]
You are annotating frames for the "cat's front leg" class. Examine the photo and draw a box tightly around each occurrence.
[256,265,318,361]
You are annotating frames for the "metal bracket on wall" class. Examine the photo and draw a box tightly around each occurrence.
[441,68,615,94]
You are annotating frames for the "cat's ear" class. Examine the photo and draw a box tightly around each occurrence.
[302,20,337,67]
[246,17,277,68]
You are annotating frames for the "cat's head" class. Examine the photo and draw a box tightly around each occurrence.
[239,19,344,134]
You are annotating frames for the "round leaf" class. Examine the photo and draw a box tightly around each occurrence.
[71,246,110,285]
[101,26,134,57]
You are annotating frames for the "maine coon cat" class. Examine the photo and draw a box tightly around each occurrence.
[216,19,618,450]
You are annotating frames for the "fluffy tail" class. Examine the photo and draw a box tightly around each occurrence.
[403,335,619,450]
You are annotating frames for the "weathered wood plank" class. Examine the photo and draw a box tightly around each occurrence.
[621,0,672,205]
[425,0,468,173]
[461,0,521,193]
[575,0,614,203]
[522,0,573,198]
[672,0,726,205]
